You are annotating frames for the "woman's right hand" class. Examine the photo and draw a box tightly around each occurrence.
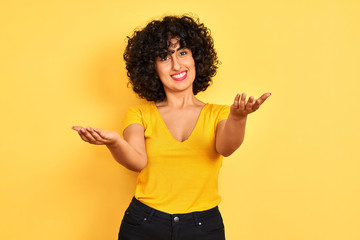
[72,126,121,146]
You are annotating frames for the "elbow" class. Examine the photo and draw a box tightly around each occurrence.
[136,161,148,172]
[127,164,146,173]
[221,151,233,157]
[133,158,148,172]
[220,149,236,157]
[217,142,243,157]
[125,158,148,172]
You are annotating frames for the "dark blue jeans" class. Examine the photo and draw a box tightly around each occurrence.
[118,196,226,240]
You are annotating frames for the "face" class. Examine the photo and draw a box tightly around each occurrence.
[155,38,196,94]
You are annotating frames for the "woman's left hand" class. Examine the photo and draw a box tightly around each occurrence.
[230,92,271,119]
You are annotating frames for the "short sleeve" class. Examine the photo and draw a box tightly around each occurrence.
[122,106,144,135]
[217,105,231,123]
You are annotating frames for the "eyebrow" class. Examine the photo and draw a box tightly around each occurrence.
[169,47,185,54]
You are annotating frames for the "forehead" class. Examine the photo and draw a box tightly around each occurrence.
[167,38,181,50]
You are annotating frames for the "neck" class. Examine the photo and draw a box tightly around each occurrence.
[158,90,203,109]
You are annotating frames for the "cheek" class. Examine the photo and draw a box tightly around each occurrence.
[189,56,196,68]
[189,60,196,72]
[184,56,195,68]
[188,60,196,81]
[155,64,168,77]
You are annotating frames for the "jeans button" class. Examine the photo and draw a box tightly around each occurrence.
[173,216,180,223]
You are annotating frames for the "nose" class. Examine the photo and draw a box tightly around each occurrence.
[171,56,181,71]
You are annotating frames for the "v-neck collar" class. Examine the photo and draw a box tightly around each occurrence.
[152,102,208,143]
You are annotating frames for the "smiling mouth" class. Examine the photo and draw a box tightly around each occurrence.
[171,71,187,81]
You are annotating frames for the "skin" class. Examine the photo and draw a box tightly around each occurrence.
[72,38,271,171]
[216,92,271,156]
[153,38,205,142]
[155,38,197,103]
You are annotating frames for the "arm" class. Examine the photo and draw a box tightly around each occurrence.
[215,116,247,157]
[72,124,147,172]
[107,124,147,172]
[215,92,271,157]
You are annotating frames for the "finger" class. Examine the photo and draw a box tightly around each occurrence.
[246,96,255,111]
[259,92,271,102]
[72,126,83,131]
[79,132,103,144]
[78,129,90,143]
[87,127,105,143]
[94,128,109,140]
[252,93,271,111]
[252,98,262,111]
[239,93,246,109]
[233,93,241,108]
[253,93,271,108]
[81,127,98,143]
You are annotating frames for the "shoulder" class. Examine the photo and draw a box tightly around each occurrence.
[204,103,231,124]
[205,103,230,113]
[123,102,154,124]
[122,103,154,132]
[126,102,154,114]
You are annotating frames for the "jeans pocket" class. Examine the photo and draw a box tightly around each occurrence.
[198,209,225,233]
[122,205,145,226]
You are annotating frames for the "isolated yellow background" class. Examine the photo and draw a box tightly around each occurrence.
[1,0,359,239]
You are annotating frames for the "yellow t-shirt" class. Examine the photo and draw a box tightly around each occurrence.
[122,102,231,214]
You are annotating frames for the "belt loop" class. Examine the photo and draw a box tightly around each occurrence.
[147,209,156,223]
[193,212,200,227]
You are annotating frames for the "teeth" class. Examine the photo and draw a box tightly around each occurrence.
[172,71,186,78]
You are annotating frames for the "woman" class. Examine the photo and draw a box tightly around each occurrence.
[72,15,270,240]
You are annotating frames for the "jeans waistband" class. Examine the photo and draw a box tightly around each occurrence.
[130,196,219,222]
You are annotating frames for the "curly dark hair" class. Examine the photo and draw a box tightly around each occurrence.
[123,15,219,102]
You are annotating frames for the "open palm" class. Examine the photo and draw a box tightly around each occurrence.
[230,92,271,118]
[72,126,120,146]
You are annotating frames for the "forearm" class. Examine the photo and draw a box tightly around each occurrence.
[106,138,147,172]
[217,115,247,157]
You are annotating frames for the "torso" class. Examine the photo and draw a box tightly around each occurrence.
[154,101,207,142]
[135,102,228,213]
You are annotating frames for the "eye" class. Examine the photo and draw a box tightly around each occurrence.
[160,55,170,61]
[179,51,187,56]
